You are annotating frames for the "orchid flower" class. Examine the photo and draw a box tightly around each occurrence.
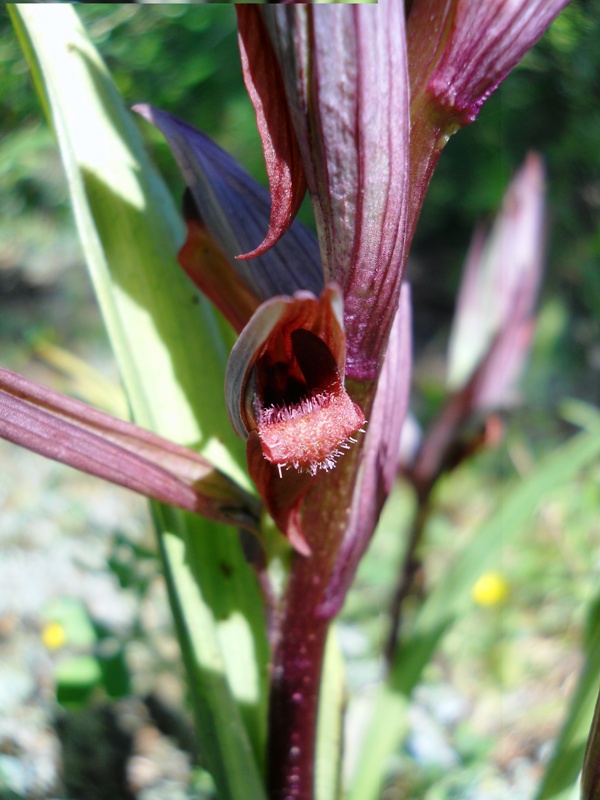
[407,152,546,497]
[1,2,569,799]
[447,152,545,410]
[137,3,564,795]
[134,6,413,784]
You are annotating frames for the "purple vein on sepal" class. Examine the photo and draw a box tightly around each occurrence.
[0,367,260,532]
[133,104,323,302]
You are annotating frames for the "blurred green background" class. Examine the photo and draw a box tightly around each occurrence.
[0,3,599,799]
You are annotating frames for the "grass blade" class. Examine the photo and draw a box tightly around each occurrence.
[536,588,600,800]
[316,627,346,800]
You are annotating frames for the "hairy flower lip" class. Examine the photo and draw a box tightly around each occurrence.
[226,285,345,438]
[226,284,364,476]
[257,381,365,477]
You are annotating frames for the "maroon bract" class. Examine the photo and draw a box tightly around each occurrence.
[406,0,569,240]
[0,367,260,532]
[261,2,410,380]
[236,7,307,259]
[448,153,546,410]
[409,0,571,129]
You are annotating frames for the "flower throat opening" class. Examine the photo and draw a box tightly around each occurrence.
[254,329,365,476]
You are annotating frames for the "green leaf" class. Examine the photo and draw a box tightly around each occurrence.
[582,687,600,800]
[154,506,268,798]
[10,7,268,798]
[316,627,346,800]
[9,4,240,465]
[536,587,600,800]
[348,425,600,800]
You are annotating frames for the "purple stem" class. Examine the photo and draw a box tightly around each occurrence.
[266,384,382,798]
[384,488,431,666]
[267,561,329,800]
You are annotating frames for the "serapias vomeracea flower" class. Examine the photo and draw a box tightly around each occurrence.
[0,0,567,566]
[134,0,412,575]
[0,0,569,556]
[134,0,568,569]
[406,153,546,495]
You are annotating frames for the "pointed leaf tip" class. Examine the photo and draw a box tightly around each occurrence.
[236,7,307,261]
[132,102,150,120]
[134,103,323,302]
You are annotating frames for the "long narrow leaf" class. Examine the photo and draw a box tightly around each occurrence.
[315,627,346,800]
[536,587,600,800]
[155,508,269,799]
[9,7,268,798]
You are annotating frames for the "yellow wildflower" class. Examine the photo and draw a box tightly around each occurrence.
[472,572,509,607]
[42,621,67,650]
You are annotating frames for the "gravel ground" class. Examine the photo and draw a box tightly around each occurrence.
[0,435,200,800]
